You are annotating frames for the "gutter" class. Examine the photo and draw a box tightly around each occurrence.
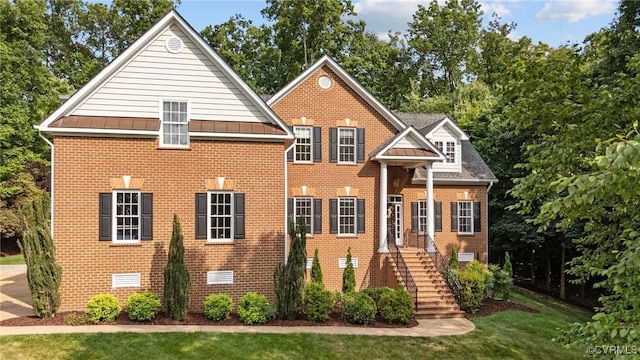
[283,142,295,265]
[38,132,54,238]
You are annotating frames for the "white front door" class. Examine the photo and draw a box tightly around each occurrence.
[387,195,403,246]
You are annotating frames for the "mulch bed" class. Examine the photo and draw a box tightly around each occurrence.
[0,299,538,327]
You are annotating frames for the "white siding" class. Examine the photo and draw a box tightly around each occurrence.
[430,125,461,172]
[395,135,423,149]
[73,25,268,123]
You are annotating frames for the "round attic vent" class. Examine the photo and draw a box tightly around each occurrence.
[165,36,183,54]
[318,75,332,89]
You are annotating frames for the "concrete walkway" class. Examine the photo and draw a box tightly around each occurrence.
[0,265,475,337]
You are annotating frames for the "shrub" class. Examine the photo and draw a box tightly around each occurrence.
[332,290,344,312]
[486,264,501,297]
[503,251,513,277]
[361,287,393,314]
[449,245,459,271]
[492,269,513,300]
[164,214,190,321]
[274,218,307,320]
[303,282,334,322]
[379,287,414,324]
[342,292,376,325]
[204,293,233,321]
[238,292,274,325]
[126,291,161,321]
[86,293,121,324]
[342,247,356,293]
[65,312,89,326]
[310,248,323,285]
[457,270,486,313]
[466,260,493,297]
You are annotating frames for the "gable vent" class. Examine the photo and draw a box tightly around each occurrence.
[112,273,141,288]
[165,36,183,54]
[338,257,359,269]
[207,270,234,285]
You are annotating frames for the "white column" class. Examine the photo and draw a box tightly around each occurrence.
[426,164,435,252]
[379,162,388,253]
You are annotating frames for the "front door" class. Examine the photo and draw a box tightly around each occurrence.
[387,195,403,246]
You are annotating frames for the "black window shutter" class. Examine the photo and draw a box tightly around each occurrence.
[451,202,458,232]
[474,202,481,232]
[329,128,337,163]
[356,128,365,163]
[357,199,365,233]
[195,193,207,239]
[435,202,442,232]
[313,199,322,234]
[234,193,245,239]
[410,202,418,233]
[99,193,112,241]
[329,199,338,234]
[141,193,153,240]
[287,198,294,222]
[313,127,322,162]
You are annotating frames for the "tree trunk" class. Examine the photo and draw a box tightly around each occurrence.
[530,248,536,286]
[559,244,566,300]
[545,241,552,293]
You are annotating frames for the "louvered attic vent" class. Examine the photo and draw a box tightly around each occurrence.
[112,273,141,288]
[165,36,183,54]
[207,270,234,285]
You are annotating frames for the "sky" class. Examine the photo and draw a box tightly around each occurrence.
[174,0,618,47]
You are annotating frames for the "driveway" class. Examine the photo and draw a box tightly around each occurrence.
[0,265,33,320]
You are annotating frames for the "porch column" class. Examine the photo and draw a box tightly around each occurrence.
[379,161,388,253]
[426,164,435,252]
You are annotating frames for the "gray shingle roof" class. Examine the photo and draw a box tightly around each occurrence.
[396,113,448,133]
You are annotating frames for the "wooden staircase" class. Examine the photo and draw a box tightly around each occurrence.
[389,248,465,319]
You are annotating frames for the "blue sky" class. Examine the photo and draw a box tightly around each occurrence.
[175,0,618,47]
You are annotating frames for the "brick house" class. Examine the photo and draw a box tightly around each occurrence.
[37,10,496,317]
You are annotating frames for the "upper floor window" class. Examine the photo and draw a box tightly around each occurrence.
[330,127,364,164]
[161,100,189,147]
[338,128,356,163]
[294,126,312,163]
[435,141,455,163]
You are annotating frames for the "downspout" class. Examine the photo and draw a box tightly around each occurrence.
[485,181,494,264]
[283,142,295,265]
[39,132,54,238]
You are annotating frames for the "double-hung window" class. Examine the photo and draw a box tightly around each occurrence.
[114,191,140,242]
[293,126,312,163]
[417,200,428,233]
[435,141,456,163]
[338,128,356,163]
[457,201,473,234]
[294,197,313,234]
[161,100,189,147]
[99,191,152,243]
[209,192,233,241]
[338,197,356,235]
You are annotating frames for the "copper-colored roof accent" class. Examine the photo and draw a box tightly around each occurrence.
[189,120,286,135]
[384,148,437,157]
[50,116,159,131]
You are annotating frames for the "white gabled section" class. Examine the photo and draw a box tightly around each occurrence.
[37,10,293,140]
[429,121,463,172]
[371,126,444,162]
[267,55,407,132]
[424,116,469,141]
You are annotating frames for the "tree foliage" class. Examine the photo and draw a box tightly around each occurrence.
[274,218,307,320]
[310,248,323,285]
[342,247,356,293]
[164,214,189,321]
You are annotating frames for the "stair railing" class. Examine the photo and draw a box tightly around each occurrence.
[422,233,463,303]
[387,231,418,310]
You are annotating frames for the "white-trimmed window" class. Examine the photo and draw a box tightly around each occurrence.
[338,197,356,235]
[208,192,233,241]
[435,141,455,163]
[293,126,312,163]
[418,200,428,233]
[161,100,189,147]
[113,191,140,242]
[338,128,356,163]
[294,197,313,234]
[458,201,473,234]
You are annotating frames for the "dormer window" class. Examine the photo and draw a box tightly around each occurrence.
[435,141,455,163]
[161,100,189,148]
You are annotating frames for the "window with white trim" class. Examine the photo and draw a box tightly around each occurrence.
[208,192,233,241]
[293,126,312,163]
[418,200,428,233]
[435,141,455,163]
[161,100,189,147]
[458,201,473,234]
[338,128,356,163]
[294,197,313,234]
[338,197,356,235]
[114,191,140,242]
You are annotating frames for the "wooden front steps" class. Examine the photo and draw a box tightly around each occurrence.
[389,248,465,319]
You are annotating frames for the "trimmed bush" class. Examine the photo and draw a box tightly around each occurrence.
[379,286,414,324]
[492,269,513,300]
[126,291,161,321]
[332,290,344,312]
[86,293,121,324]
[310,248,323,285]
[204,293,233,321]
[342,292,376,325]
[303,282,334,322]
[457,270,486,313]
[238,292,274,325]
[342,247,356,293]
[65,312,90,326]
[361,287,393,314]
[466,260,493,297]
[449,245,459,271]
[503,251,513,277]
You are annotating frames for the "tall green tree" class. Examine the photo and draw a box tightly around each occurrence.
[342,247,356,293]
[274,218,307,320]
[310,248,323,284]
[164,214,189,321]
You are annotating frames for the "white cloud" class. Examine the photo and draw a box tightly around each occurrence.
[480,1,512,18]
[535,0,616,23]
[354,0,427,34]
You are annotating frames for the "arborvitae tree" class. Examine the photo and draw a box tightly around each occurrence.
[449,245,459,271]
[310,248,323,285]
[274,217,307,320]
[18,191,61,318]
[164,214,189,320]
[342,247,356,293]
[503,251,513,277]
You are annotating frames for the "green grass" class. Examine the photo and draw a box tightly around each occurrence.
[0,287,591,360]
[0,254,24,265]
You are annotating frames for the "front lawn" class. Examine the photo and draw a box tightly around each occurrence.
[0,287,591,360]
[0,254,25,265]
